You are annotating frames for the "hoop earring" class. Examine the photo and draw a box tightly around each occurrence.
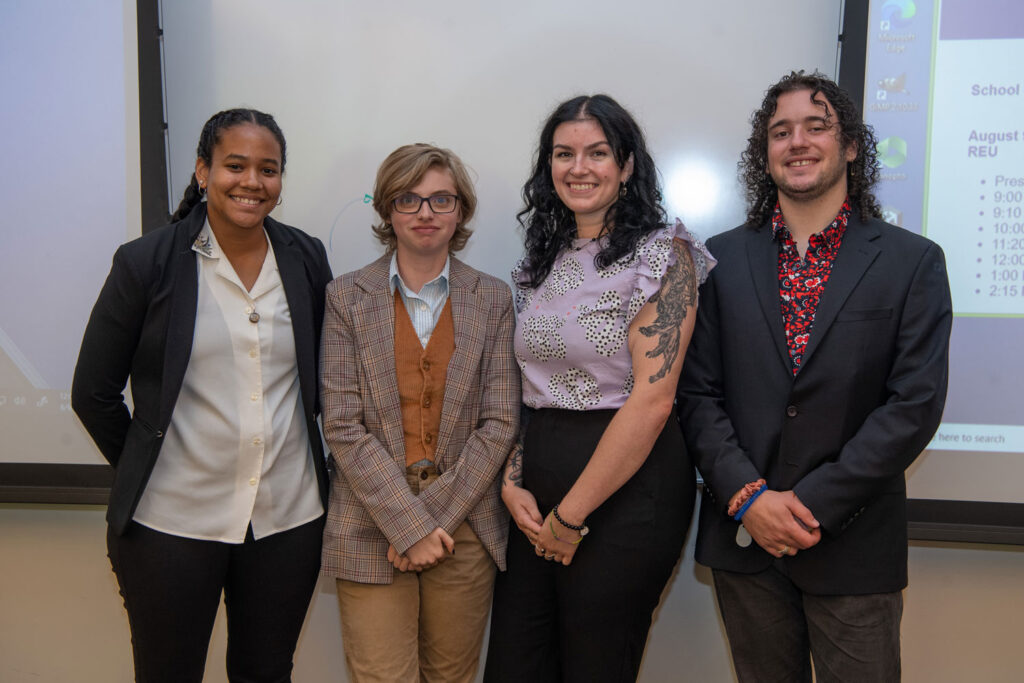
[619,182,628,199]
[198,179,206,197]
[276,196,283,207]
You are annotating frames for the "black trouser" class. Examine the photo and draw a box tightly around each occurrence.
[107,515,325,683]
[485,408,695,683]
[713,563,903,683]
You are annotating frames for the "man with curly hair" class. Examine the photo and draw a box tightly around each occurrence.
[678,71,952,682]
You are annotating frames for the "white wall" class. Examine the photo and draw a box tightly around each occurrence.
[3,504,1023,682]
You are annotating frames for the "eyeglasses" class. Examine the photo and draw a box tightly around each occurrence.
[392,193,460,214]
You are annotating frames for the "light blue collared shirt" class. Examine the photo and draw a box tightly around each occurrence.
[389,254,450,348]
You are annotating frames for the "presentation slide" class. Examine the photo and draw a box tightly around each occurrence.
[0,0,139,465]
[865,0,1024,501]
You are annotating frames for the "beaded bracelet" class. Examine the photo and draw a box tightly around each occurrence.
[733,483,767,521]
[552,504,588,533]
[727,478,768,517]
[551,504,589,543]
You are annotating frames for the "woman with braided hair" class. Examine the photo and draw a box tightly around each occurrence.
[72,108,333,682]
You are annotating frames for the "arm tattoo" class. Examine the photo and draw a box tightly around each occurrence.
[504,406,530,488]
[639,240,697,383]
[503,444,524,488]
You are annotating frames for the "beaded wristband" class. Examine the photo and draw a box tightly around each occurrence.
[552,504,588,532]
[727,478,768,517]
[551,505,589,542]
[733,484,767,521]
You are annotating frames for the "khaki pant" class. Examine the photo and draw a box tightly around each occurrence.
[336,466,496,683]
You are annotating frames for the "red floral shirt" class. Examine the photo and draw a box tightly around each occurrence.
[772,199,851,375]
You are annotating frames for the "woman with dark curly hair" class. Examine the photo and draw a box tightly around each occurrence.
[484,95,715,683]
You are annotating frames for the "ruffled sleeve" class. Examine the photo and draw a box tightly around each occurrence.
[510,257,533,314]
[632,219,717,311]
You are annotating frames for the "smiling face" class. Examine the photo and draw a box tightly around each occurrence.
[549,118,633,238]
[389,166,461,261]
[195,123,282,235]
[766,89,857,207]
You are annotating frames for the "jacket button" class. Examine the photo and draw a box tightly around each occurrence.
[786,405,798,417]
[423,397,431,408]
[420,470,429,480]
[155,430,164,438]
[424,433,433,444]
[422,360,431,371]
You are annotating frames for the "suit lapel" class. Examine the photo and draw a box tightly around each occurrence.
[353,255,406,463]
[436,259,483,461]
[800,218,881,369]
[268,222,317,418]
[159,209,204,426]
[746,226,792,372]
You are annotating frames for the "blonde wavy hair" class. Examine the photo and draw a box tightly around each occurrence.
[371,143,477,253]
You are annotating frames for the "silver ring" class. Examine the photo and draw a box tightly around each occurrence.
[780,545,790,555]
[545,554,555,560]
[536,546,546,554]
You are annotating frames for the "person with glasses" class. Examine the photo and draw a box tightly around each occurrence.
[319,143,520,682]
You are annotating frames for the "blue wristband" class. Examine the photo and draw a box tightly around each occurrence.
[733,484,767,521]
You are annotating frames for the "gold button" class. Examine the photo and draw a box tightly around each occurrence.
[252,437,262,445]
[251,392,259,401]
[249,478,257,486]
[249,348,257,358]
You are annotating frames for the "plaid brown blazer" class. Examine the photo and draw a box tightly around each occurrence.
[320,255,520,583]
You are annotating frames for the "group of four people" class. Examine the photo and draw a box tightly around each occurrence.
[72,70,952,683]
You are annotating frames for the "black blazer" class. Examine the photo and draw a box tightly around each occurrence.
[678,214,952,595]
[72,204,333,535]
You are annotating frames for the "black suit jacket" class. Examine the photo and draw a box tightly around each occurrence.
[72,204,333,535]
[678,214,952,595]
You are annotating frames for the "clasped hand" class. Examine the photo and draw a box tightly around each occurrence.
[387,527,454,572]
[501,485,577,566]
[740,489,821,557]
[534,511,579,566]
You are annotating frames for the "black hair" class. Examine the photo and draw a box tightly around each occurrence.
[517,94,666,289]
[739,71,882,226]
[170,108,287,222]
